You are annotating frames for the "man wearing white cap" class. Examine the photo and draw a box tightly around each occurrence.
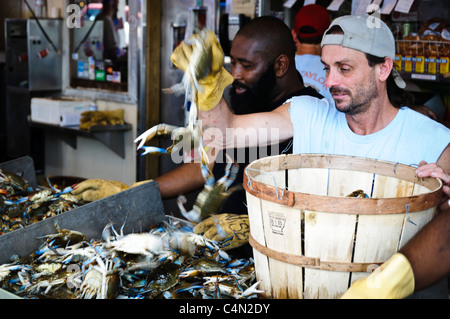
[201,14,448,175]
[195,14,450,298]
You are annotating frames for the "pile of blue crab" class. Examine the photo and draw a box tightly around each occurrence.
[0,217,262,299]
[0,169,80,235]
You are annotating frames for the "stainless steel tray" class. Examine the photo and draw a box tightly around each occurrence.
[0,180,166,265]
[0,157,166,298]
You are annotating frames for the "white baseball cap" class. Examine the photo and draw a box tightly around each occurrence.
[321,14,406,89]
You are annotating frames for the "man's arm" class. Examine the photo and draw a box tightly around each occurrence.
[406,144,450,291]
[399,208,450,292]
[416,144,450,201]
[154,162,205,199]
[342,145,450,298]
[201,97,294,150]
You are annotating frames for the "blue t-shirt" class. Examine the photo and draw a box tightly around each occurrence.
[289,96,450,165]
[295,54,333,102]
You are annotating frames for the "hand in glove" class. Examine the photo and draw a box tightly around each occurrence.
[71,179,153,202]
[71,179,130,202]
[193,213,250,250]
[170,30,233,111]
[341,253,415,299]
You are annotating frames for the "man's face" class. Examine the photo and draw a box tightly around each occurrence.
[112,0,119,11]
[321,45,379,115]
[228,36,277,114]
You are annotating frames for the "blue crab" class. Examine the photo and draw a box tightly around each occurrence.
[176,152,241,224]
[133,30,214,166]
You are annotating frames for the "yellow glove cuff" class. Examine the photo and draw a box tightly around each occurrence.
[196,67,233,111]
[341,253,415,299]
[130,180,153,188]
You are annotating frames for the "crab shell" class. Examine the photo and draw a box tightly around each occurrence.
[80,267,120,299]
[109,233,164,256]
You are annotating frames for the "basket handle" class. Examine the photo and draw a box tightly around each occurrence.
[249,234,382,272]
[244,168,295,206]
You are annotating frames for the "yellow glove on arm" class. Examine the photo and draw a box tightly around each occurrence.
[341,253,415,299]
[170,30,233,111]
[193,213,250,250]
[71,179,130,202]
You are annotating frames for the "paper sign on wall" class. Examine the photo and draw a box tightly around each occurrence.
[394,0,414,13]
[327,0,345,11]
[231,0,256,18]
[352,0,373,14]
[380,0,398,14]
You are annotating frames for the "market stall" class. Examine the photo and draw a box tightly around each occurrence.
[0,0,448,301]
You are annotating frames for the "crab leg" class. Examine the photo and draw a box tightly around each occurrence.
[177,195,202,224]
[240,280,264,298]
[134,123,179,150]
[215,153,239,189]
[140,146,168,156]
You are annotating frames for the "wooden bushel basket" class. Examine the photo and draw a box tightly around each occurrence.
[243,154,442,299]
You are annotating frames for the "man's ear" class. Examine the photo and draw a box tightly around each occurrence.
[274,54,289,77]
[378,57,393,82]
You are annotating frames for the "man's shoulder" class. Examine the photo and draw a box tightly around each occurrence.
[288,95,336,123]
[402,107,449,129]
[292,86,324,100]
[400,107,450,142]
[288,94,329,106]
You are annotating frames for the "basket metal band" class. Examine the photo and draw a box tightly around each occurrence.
[243,177,442,215]
[248,233,383,272]
[243,154,443,215]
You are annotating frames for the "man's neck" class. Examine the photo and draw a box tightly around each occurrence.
[296,43,321,56]
[345,94,399,135]
[271,70,305,103]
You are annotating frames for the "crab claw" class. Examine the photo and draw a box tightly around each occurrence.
[139,146,168,156]
[241,281,264,298]
[59,185,75,195]
[134,127,155,150]
[201,163,215,186]
[134,123,179,150]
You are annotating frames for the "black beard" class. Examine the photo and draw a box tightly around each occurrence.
[229,63,277,115]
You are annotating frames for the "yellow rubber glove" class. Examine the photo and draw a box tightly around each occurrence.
[193,213,250,250]
[79,109,124,130]
[71,179,129,202]
[341,253,415,299]
[170,30,233,111]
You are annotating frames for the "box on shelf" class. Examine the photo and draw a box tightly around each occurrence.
[30,97,97,126]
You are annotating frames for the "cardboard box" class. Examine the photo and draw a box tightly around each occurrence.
[438,56,449,74]
[30,97,96,126]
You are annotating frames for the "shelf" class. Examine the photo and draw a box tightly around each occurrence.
[29,121,132,158]
[400,71,450,84]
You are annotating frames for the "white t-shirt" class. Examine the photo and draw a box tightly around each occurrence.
[288,96,450,165]
[295,54,333,101]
